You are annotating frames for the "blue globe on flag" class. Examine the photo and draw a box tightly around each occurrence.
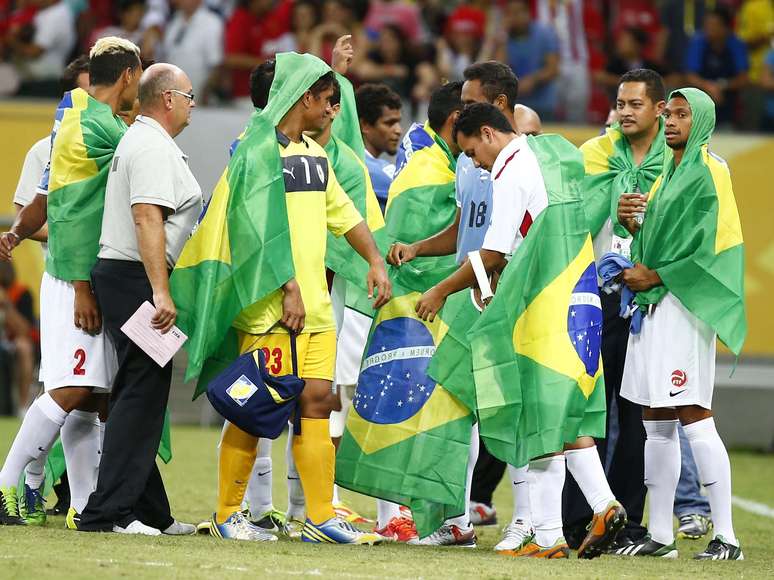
[354,317,437,425]
[568,262,603,378]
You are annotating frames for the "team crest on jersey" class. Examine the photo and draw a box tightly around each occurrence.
[568,263,603,378]
[354,317,436,425]
[226,375,258,407]
[671,369,687,387]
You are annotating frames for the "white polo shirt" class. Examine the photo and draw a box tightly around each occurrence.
[482,134,549,257]
[99,115,203,268]
[14,136,50,207]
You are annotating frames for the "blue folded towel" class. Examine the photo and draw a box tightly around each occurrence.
[598,252,643,334]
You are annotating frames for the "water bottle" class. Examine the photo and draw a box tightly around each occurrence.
[632,182,645,225]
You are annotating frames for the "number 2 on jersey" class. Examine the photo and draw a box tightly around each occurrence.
[73,348,87,376]
[260,347,283,375]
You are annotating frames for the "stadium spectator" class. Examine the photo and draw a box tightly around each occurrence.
[305,0,368,67]
[161,0,223,104]
[0,263,36,415]
[90,0,161,61]
[223,0,293,103]
[261,0,320,56]
[354,23,415,102]
[435,3,497,82]
[609,0,666,63]
[762,46,774,131]
[10,0,76,95]
[737,0,774,83]
[533,0,590,123]
[596,28,668,103]
[364,0,423,44]
[498,0,559,121]
[685,6,750,126]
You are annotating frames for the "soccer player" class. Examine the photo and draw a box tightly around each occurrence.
[356,83,403,215]
[387,61,538,552]
[211,54,391,544]
[0,38,141,527]
[564,68,667,549]
[614,88,745,560]
[415,102,626,559]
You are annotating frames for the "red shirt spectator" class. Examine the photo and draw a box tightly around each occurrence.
[225,0,293,98]
[610,0,665,62]
[364,0,422,44]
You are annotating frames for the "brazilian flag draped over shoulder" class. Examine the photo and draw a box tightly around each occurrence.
[580,118,665,238]
[323,75,385,288]
[46,87,127,281]
[336,123,472,537]
[633,88,746,354]
[461,135,606,467]
[170,53,332,393]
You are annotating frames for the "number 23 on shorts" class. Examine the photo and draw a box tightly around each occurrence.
[260,346,284,375]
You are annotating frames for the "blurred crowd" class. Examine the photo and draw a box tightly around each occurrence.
[1,0,774,129]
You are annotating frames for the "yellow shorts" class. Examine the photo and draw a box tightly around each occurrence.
[237,331,337,382]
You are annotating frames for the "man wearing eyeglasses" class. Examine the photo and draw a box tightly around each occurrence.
[77,63,201,536]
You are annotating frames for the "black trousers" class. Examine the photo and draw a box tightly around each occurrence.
[79,259,174,531]
[562,290,647,546]
[470,435,507,507]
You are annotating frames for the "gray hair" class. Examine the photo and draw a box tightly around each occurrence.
[138,63,183,108]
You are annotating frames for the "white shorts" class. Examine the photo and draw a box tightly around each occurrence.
[335,307,371,386]
[621,292,716,409]
[39,272,118,392]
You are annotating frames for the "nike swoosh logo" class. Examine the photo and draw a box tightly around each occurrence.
[704,481,718,487]
[669,389,686,397]
[257,470,271,477]
[38,446,45,452]
[512,481,526,486]
[287,476,300,481]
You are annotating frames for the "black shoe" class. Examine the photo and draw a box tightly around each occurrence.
[694,536,744,560]
[610,534,678,558]
[47,472,70,516]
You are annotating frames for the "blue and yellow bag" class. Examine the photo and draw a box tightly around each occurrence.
[206,334,305,438]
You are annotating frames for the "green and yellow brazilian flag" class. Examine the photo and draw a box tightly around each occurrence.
[437,135,607,468]
[336,122,474,537]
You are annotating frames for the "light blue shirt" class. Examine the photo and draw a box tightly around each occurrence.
[455,153,493,265]
[365,150,395,215]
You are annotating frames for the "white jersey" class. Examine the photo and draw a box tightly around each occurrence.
[482,135,549,257]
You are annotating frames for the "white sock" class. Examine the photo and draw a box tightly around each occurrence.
[332,484,342,505]
[376,500,402,529]
[285,423,305,519]
[683,417,737,545]
[529,455,566,547]
[60,410,101,513]
[507,464,531,527]
[246,438,274,516]
[24,453,47,490]
[0,393,67,487]
[447,423,479,529]
[643,419,680,545]
[565,445,615,514]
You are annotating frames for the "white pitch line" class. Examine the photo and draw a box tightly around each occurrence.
[732,495,774,519]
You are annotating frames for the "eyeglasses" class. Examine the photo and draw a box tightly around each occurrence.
[167,89,195,102]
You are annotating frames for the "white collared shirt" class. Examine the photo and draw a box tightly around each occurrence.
[99,115,203,267]
[482,134,549,257]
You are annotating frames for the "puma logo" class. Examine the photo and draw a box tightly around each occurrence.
[283,167,295,179]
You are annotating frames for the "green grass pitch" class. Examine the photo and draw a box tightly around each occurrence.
[1,418,774,579]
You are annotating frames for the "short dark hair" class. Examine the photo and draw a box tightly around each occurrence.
[308,71,339,98]
[706,6,733,28]
[249,59,275,109]
[427,81,464,133]
[623,26,649,48]
[89,38,141,87]
[453,102,515,142]
[463,61,519,109]
[618,68,666,104]
[60,55,89,94]
[119,0,146,12]
[356,83,402,125]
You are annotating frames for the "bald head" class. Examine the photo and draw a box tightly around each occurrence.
[139,63,187,110]
[513,104,542,136]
